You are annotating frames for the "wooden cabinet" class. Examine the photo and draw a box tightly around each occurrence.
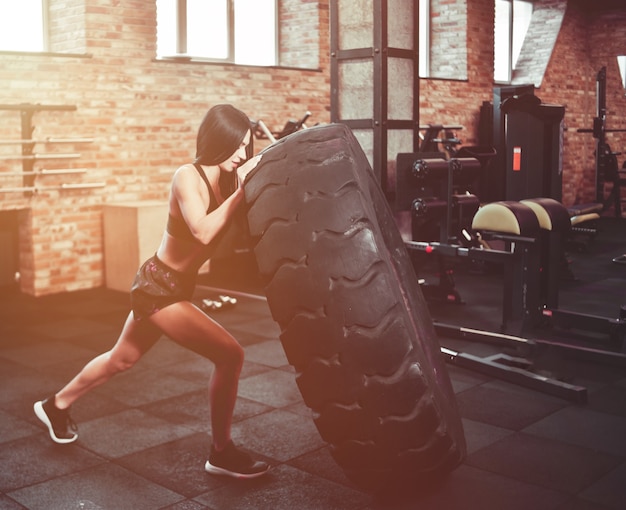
[103,201,168,292]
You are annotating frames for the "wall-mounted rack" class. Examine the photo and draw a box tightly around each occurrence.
[0,168,88,177]
[0,138,93,145]
[0,153,81,161]
[0,182,105,194]
[0,103,99,194]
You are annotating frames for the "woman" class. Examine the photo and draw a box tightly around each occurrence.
[34,104,269,479]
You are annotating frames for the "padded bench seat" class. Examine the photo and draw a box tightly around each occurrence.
[567,202,602,226]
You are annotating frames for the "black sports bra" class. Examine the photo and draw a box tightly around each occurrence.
[166,163,219,242]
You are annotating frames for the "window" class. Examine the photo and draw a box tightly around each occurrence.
[0,0,46,52]
[419,0,468,80]
[494,0,533,83]
[418,0,429,77]
[156,0,277,66]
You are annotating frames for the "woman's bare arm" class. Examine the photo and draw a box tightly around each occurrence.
[172,155,261,245]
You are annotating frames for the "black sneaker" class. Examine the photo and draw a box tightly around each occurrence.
[205,441,270,479]
[34,396,78,444]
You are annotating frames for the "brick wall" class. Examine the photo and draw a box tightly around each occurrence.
[537,3,626,206]
[48,0,87,53]
[0,0,330,296]
[420,0,495,144]
[587,5,626,209]
[513,0,567,87]
[420,0,626,208]
[280,0,322,69]
[430,0,468,79]
[0,0,624,296]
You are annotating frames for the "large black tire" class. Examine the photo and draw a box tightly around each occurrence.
[244,124,466,491]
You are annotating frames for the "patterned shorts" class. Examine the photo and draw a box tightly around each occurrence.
[130,254,196,320]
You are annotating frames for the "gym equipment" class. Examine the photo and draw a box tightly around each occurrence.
[397,155,482,241]
[491,85,606,233]
[395,143,626,401]
[0,103,99,194]
[478,199,625,347]
[519,198,571,310]
[522,199,626,350]
[396,153,483,227]
[490,84,536,202]
[200,295,238,312]
[404,124,497,215]
[500,93,565,202]
[418,124,463,157]
[417,192,626,350]
[395,153,484,305]
[396,149,543,320]
[396,149,552,333]
[440,344,587,404]
[577,67,626,217]
[405,202,543,334]
[252,111,312,144]
[244,123,466,491]
[411,196,626,401]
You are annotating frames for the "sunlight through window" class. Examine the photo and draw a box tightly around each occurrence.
[0,0,45,52]
[156,0,276,66]
[187,0,229,59]
[234,0,276,65]
[494,0,532,83]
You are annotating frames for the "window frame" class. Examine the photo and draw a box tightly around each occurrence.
[41,0,50,52]
[0,0,48,53]
[494,0,533,84]
[418,0,430,78]
[159,0,278,67]
[617,56,626,94]
[419,0,468,81]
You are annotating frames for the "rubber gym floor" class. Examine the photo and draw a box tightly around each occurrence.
[0,217,624,510]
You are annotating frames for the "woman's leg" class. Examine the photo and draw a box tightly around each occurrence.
[35,311,162,443]
[148,301,244,451]
[54,311,163,409]
[149,301,268,479]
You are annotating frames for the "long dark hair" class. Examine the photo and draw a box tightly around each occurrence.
[195,104,250,197]
[195,104,250,166]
